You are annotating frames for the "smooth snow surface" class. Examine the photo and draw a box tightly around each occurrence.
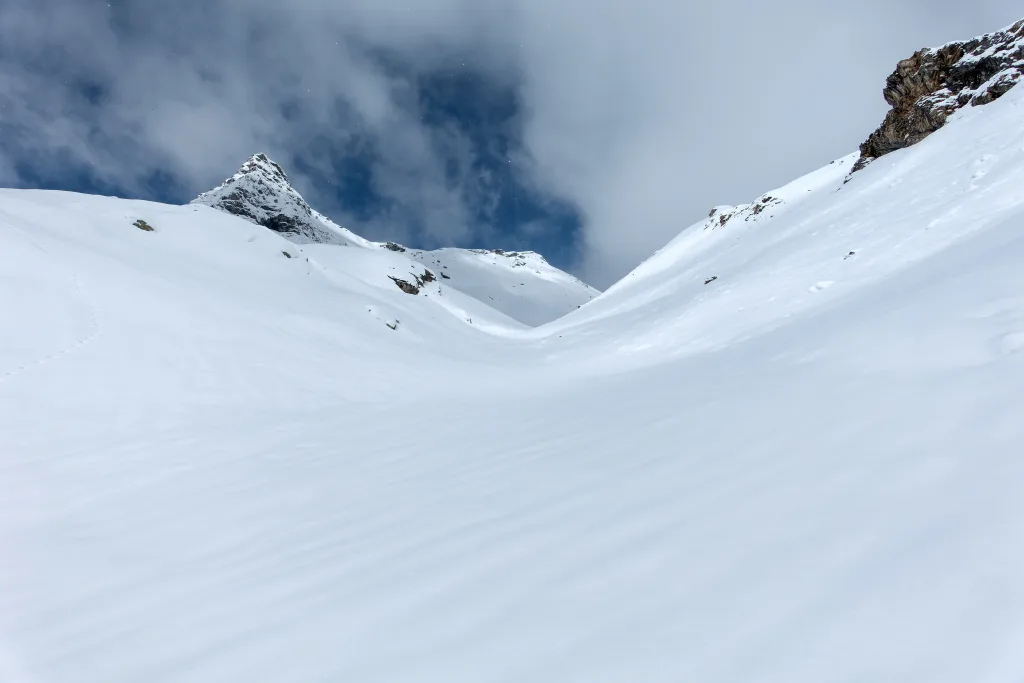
[3,86,1024,683]
[410,247,598,326]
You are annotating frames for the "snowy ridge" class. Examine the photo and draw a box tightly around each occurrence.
[191,153,598,326]
[597,154,857,305]
[409,247,599,326]
[539,84,1024,366]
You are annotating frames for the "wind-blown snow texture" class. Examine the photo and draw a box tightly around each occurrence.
[4,54,1024,683]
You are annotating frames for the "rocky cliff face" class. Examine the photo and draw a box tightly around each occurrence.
[191,154,347,245]
[853,19,1024,172]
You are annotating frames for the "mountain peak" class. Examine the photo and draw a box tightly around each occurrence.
[191,153,345,244]
[239,153,290,183]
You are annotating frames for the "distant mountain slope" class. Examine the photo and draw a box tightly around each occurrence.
[191,154,598,326]
[408,247,598,327]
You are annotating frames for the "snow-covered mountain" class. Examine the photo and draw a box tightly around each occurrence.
[191,153,358,246]
[191,154,597,326]
[4,18,1024,683]
[408,247,597,326]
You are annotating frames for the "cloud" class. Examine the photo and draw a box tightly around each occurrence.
[1,0,1021,286]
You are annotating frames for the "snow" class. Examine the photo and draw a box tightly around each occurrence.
[190,153,597,327]
[921,19,1024,116]
[191,153,353,246]
[409,247,599,326]
[3,78,1024,683]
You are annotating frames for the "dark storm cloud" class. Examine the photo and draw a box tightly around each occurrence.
[1,0,1020,286]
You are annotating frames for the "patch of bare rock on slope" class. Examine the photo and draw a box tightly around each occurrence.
[853,18,1024,172]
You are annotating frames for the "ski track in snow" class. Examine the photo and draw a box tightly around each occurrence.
[2,77,1024,683]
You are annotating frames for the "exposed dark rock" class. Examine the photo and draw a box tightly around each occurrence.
[466,248,534,267]
[191,153,346,244]
[705,195,783,231]
[133,219,154,232]
[748,195,780,218]
[706,207,734,229]
[853,19,1024,172]
[383,241,407,252]
[388,276,420,295]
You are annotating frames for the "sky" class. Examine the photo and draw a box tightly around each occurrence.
[0,0,1020,288]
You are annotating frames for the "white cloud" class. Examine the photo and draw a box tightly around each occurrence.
[1,0,1021,286]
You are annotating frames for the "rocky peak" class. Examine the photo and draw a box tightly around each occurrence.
[191,153,344,244]
[853,18,1024,172]
[238,152,290,184]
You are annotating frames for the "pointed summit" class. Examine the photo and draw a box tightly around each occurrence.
[192,153,346,244]
[239,152,290,182]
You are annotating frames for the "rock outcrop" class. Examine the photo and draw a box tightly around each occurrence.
[703,194,783,231]
[191,153,347,244]
[387,269,437,295]
[853,19,1024,172]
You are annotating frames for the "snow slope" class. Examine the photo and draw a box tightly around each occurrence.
[537,90,1024,371]
[3,62,1024,683]
[192,154,597,326]
[410,247,598,326]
